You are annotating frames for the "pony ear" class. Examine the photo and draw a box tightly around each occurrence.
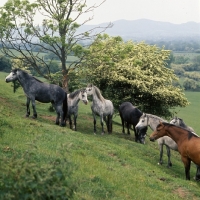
[87,83,93,87]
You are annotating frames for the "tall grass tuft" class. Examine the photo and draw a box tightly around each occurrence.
[0,145,77,200]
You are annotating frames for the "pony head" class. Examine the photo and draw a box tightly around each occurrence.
[5,69,19,82]
[170,116,180,125]
[80,89,88,105]
[149,121,166,141]
[138,126,148,144]
[86,84,93,96]
[135,113,148,131]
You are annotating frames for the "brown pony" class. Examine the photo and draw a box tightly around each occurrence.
[149,122,200,180]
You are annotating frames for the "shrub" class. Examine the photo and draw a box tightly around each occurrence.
[0,150,77,200]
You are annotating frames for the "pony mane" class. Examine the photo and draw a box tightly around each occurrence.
[145,113,166,122]
[32,76,43,83]
[15,68,43,83]
[177,118,187,128]
[93,86,105,102]
[161,122,199,139]
[68,89,82,99]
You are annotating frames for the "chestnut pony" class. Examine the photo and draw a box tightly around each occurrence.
[150,122,200,181]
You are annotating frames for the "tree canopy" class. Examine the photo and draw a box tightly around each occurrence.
[0,0,110,91]
[78,34,189,117]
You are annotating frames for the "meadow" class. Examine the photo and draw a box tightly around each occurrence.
[0,71,200,199]
[173,51,200,60]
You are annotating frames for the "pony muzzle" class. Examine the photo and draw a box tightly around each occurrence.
[83,100,88,105]
[5,78,10,83]
[149,136,156,142]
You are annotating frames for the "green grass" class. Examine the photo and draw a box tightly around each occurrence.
[1,71,200,199]
[172,91,200,133]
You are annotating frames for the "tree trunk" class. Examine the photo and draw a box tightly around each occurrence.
[62,71,69,93]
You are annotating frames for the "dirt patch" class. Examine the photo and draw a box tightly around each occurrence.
[0,96,6,101]
[41,115,56,122]
[79,114,93,122]
[173,187,189,198]
[0,96,8,104]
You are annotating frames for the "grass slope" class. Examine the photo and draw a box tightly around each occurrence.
[0,71,200,199]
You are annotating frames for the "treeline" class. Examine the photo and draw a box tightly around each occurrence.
[166,50,200,91]
[1,42,200,92]
[148,39,200,52]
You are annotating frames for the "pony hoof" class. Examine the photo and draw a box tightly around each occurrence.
[25,115,29,118]
[157,162,162,165]
[194,176,200,181]
[101,131,105,135]
[31,116,37,119]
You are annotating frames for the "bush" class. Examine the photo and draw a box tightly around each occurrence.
[0,150,77,200]
[0,56,12,72]
[183,78,198,90]
[171,64,185,76]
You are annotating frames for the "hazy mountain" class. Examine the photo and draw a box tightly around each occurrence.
[78,19,200,41]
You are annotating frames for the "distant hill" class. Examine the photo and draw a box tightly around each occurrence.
[78,19,200,41]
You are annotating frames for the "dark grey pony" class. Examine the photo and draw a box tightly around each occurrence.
[5,69,67,126]
[118,102,147,144]
[67,89,88,131]
[86,84,114,135]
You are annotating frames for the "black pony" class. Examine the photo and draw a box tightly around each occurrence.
[119,102,147,144]
[5,69,67,126]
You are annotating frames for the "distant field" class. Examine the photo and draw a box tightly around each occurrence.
[173,51,200,59]
[0,49,78,64]
[172,91,200,134]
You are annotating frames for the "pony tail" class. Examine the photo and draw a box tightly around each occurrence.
[63,92,68,124]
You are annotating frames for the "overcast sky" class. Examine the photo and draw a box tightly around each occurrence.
[86,0,200,24]
[0,0,199,24]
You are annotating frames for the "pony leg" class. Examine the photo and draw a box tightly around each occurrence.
[59,105,66,127]
[100,115,105,135]
[69,115,73,129]
[54,104,63,126]
[92,112,97,134]
[26,97,30,117]
[133,126,138,142]
[103,116,109,133]
[166,146,172,167]
[74,114,77,131]
[158,144,164,165]
[194,165,200,181]
[31,99,37,118]
[127,123,130,135]
[182,156,191,180]
[107,115,113,134]
[120,115,125,134]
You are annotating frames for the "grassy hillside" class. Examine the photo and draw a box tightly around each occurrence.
[0,71,200,199]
